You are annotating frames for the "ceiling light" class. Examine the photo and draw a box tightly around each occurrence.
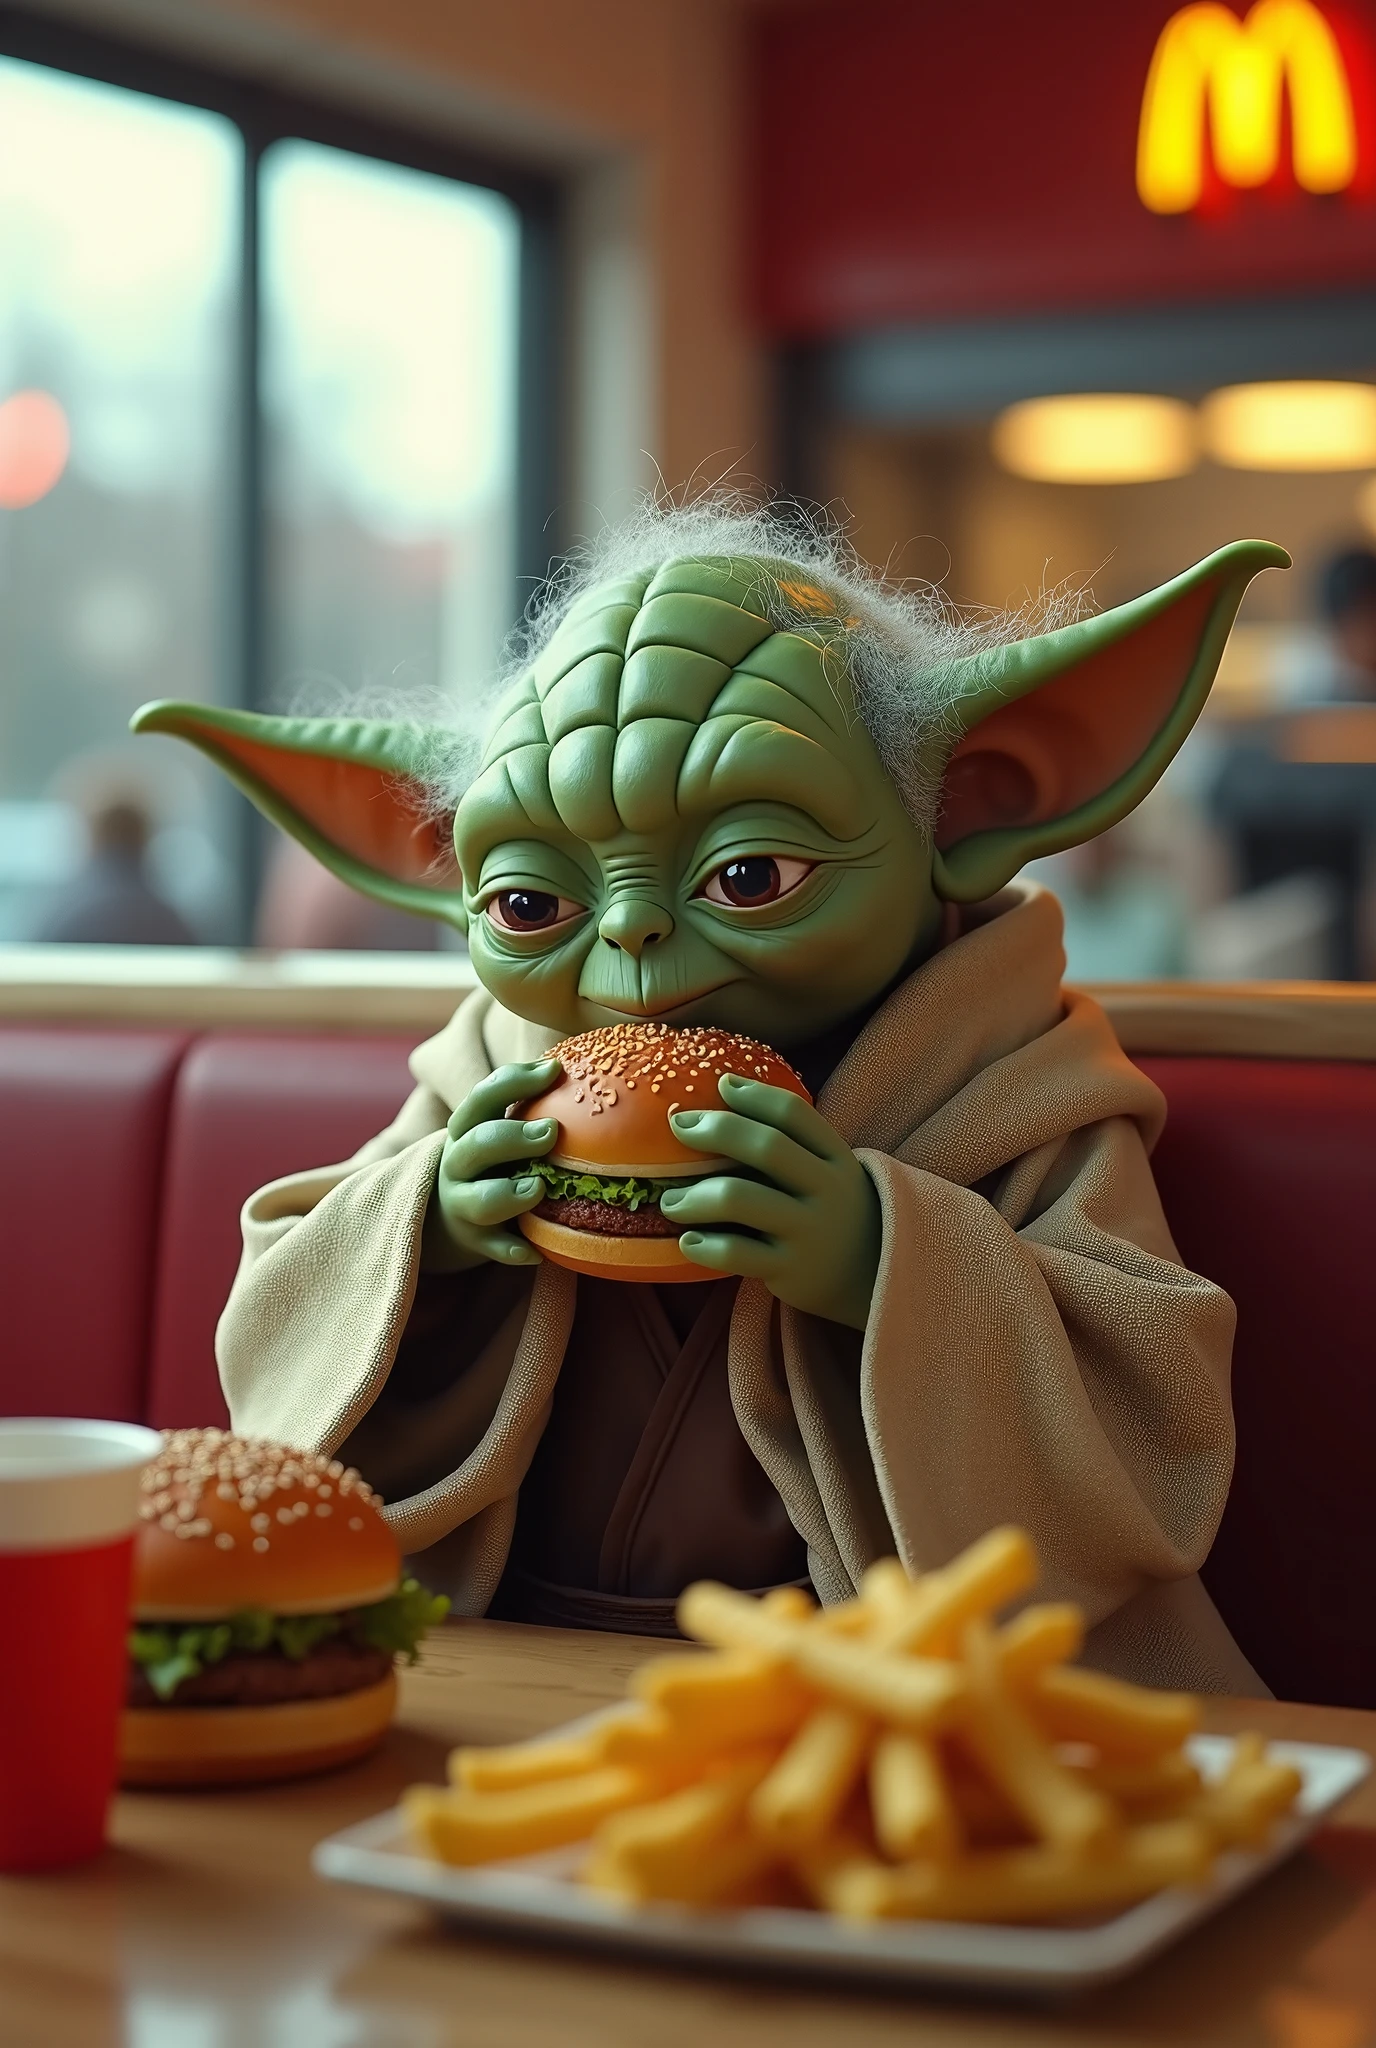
[1201,382,1376,470]
[991,394,1198,484]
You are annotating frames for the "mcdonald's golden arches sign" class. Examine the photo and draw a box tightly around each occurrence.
[1138,0,1360,211]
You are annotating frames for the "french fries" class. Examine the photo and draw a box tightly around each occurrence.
[798,1819,1216,1924]
[749,1706,872,1850]
[958,1619,1120,1855]
[676,1581,967,1730]
[588,1752,779,1905]
[998,1604,1084,1682]
[1186,1732,1304,1849]
[1030,1664,1201,1759]
[869,1731,961,1861]
[405,1527,1303,1925]
[875,1527,1038,1658]
[405,1765,650,1864]
[632,1648,814,1748]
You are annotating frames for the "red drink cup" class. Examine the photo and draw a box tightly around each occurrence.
[0,1418,162,1872]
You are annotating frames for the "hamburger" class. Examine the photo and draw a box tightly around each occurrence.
[120,1429,448,1787]
[517,1021,811,1283]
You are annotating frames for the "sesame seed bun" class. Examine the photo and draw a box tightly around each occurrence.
[517,1022,810,1282]
[133,1430,401,1622]
[120,1675,396,1787]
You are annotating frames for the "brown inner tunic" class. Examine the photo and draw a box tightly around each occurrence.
[384,1266,807,1634]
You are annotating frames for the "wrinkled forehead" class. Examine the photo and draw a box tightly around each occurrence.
[458,555,879,862]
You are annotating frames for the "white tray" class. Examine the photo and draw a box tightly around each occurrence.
[313,1733,1369,1997]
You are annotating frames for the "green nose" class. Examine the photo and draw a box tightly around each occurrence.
[597,897,675,956]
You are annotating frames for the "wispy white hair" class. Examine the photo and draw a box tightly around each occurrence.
[494,491,1087,833]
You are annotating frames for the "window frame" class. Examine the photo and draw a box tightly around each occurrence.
[0,3,563,933]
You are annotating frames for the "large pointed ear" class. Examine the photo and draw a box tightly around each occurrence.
[130,702,466,930]
[930,539,1290,904]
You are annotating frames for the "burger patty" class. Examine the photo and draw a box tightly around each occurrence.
[126,1638,392,1709]
[537,1193,683,1238]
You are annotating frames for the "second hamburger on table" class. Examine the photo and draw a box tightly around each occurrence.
[516,1021,811,1283]
[122,1429,448,1786]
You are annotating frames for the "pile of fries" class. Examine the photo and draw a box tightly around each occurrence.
[404,1529,1301,1925]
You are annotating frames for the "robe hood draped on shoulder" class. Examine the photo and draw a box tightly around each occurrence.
[218,880,1262,1695]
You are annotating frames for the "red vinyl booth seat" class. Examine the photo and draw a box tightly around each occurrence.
[0,1027,188,1423]
[146,1033,416,1429]
[1,1023,1372,1707]
[1137,1056,1376,1712]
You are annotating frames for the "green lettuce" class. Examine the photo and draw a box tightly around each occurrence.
[350,1578,452,1658]
[528,1157,686,1211]
[128,1577,450,1701]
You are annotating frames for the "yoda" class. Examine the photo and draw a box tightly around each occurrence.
[134,504,1287,1688]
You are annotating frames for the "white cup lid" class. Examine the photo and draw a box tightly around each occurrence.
[0,1418,163,1552]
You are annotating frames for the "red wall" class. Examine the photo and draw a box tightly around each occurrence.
[751,0,1376,335]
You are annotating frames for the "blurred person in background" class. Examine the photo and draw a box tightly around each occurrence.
[1319,549,1376,701]
[32,796,194,945]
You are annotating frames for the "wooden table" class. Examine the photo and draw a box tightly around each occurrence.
[4,1622,1375,2048]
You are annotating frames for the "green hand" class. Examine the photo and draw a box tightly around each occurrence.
[422,1058,562,1272]
[663,1073,882,1332]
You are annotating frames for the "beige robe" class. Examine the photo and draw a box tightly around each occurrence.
[219,881,1263,1693]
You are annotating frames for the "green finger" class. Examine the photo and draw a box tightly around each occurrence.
[459,1224,542,1266]
[717,1073,841,1160]
[448,1117,557,1181]
[660,1175,794,1236]
[452,1175,545,1227]
[449,1058,561,1138]
[677,1230,778,1279]
[668,1108,822,1195]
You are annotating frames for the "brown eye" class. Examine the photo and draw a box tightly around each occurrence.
[486,890,584,932]
[701,856,814,908]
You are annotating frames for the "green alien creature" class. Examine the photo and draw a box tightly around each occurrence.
[134,502,1287,1689]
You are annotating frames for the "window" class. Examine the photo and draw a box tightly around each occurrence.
[0,58,239,939]
[262,142,519,725]
[0,20,553,945]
